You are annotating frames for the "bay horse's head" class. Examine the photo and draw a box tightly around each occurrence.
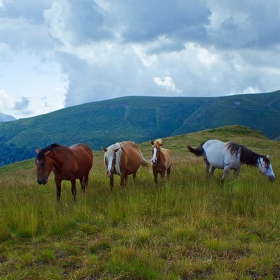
[151,139,163,164]
[257,155,275,182]
[35,144,59,185]
[102,144,120,177]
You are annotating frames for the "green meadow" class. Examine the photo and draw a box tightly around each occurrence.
[0,126,280,280]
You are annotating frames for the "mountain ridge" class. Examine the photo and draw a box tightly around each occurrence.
[0,113,16,122]
[0,90,279,166]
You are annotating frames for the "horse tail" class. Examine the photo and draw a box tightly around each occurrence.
[138,149,152,169]
[186,142,205,157]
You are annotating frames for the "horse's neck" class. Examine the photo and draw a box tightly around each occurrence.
[239,147,259,166]
[50,153,62,170]
[157,150,164,163]
[52,149,71,169]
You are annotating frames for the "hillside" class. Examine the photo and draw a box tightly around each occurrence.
[0,113,16,122]
[0,90,280,166]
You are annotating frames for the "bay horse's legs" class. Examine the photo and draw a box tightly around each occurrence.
[55,178,62,202]
[80,174,89,192]
[71,179,77,200]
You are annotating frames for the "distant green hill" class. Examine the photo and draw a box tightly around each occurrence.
[0,90,279,166]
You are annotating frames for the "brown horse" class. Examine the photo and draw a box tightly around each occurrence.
[102,141,151,190]
[151,139,172,184]
[35,143,93,201]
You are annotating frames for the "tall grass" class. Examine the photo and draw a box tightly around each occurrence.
[0,139,280,279]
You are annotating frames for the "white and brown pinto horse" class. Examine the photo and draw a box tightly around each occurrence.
[102,141,151,190]
[187,139,275,183]
[151,139,172,184]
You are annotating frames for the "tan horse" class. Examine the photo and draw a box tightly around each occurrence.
[151,139,172,184]
[35,143,93,201]
[102,141,151,190]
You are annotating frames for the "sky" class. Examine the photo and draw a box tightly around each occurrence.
[0,0,280,119]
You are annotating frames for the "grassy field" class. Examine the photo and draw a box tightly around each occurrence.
[0,126,280,280]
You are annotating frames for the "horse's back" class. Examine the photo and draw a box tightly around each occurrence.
[203,139,225,149]
[203,140,228,168]
[120,141,140,158]
[70,144,93,172]
[121,141,138,150]
[161,148,172,168]
[120,141,142,174]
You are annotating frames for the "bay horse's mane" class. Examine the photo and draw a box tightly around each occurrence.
[226,141,264,166]
[36,143,61,160]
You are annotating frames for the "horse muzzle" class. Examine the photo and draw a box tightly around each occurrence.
[263,172,275,182]
[107,170,114,177]
[37,178,48,185]
[268,176,275,182]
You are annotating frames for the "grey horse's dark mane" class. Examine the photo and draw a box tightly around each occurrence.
[226,142,266,166]
[36,143,60,160]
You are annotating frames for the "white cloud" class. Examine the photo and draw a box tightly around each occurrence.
[154,76,182,93]
[0,89,14,108]
[43,1,72,49]
[242,87,261,94]
[133,45,157,66]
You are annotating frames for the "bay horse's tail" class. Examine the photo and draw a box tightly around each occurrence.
[138,149,152,169]
[186,142,205,157]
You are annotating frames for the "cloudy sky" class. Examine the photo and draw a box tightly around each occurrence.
[1,0,280,119]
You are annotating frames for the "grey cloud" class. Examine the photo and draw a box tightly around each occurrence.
[208,1,280,49]
[61,0,280,54]
[118,0,211,44]
[65,0,114,44]
[0,0,57,53]
[0,0,53,24]
[0,17,54,53]
[14,96,30,110]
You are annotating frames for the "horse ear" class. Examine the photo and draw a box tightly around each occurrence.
[101,147,107,152]
[151,141,154,145]
[114,148,120,153]
[265,155,269,159]
[35,148,40,154]
[44,151,51,156]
